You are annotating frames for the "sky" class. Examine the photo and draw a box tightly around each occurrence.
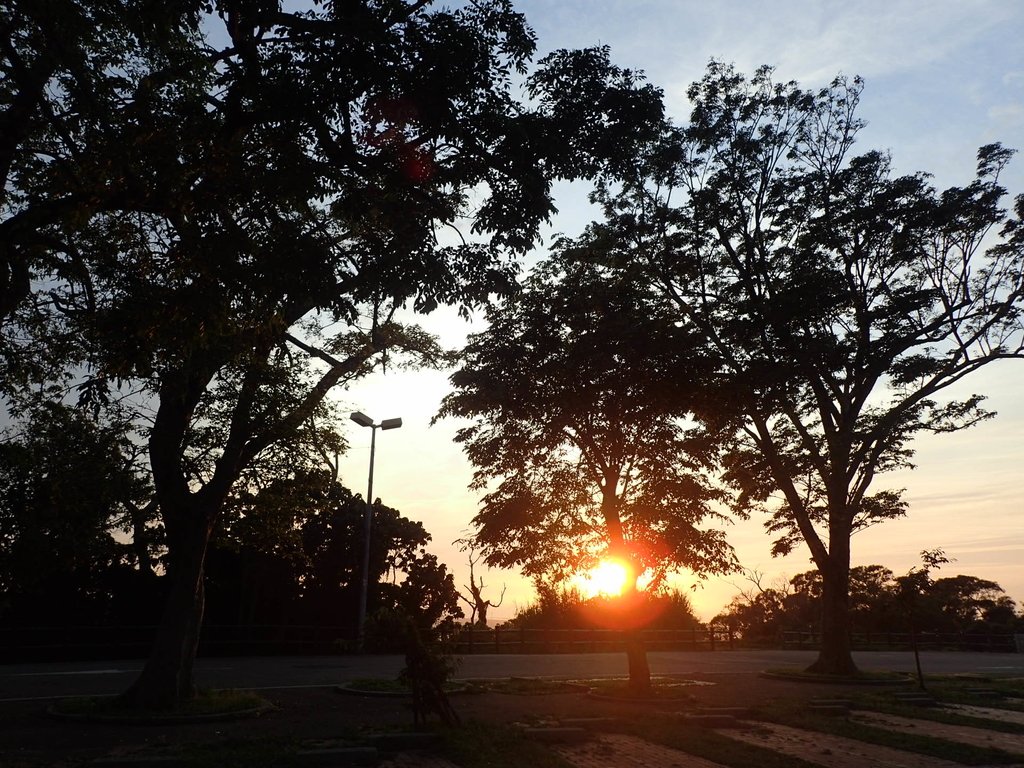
[336,0,1024,622]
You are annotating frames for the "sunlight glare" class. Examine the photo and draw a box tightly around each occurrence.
[579,558,631,598]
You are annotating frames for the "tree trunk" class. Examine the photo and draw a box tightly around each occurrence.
[807,541,859,676]
[120,510,212,710]
[625,629,651,692]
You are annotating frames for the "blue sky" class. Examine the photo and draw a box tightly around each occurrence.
[337,0,1024,620]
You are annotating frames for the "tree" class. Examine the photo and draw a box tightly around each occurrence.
[439,252,735,690]
[928,575,1012,632]
[587,62,1024,675]
[0,0,208,395]
[7,1,663,708]
[0,402,149,625]
[457,550,505,627]
[896,549,950,690]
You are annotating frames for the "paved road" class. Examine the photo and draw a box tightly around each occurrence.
[2,650,1022,702]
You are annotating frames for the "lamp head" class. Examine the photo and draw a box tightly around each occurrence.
[350,411,374,428]
[380,417,403,431]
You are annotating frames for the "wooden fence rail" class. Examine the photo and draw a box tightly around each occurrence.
[452,625,735,654]
[781,630,1018,653]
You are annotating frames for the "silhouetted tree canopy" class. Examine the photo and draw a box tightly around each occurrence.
[714,564,1020,642]
[576,61,1024,675]
[2,0,664,709]
[439,250,736,690]
[0,402,152,625]
[441,252,734,584]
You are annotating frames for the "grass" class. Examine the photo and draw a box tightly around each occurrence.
[467,677,586,695]
[178,738,304,768]
[441,722,574,768]
[618,713,823,768]
[52,688,269,719]
[849,692,1024,734]
[577,676,712,701]
[753,698,1023,765]
[926,676,1024,708]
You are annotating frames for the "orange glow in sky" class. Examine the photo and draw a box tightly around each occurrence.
[575,558,632,598]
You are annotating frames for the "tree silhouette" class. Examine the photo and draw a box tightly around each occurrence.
[584,62,1024,676]
[456,550,505,627]
[4,2,664,709]
[439,252,735,690]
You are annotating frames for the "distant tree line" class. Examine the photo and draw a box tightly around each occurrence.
[713,566,1022,644]
[502,582,702,632]
[0,400,462,649]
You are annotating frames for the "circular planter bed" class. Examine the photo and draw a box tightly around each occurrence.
[582,676,714,704]
[471,677,590,695]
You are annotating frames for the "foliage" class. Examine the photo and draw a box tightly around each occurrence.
[505,581,701,632]
[0,402,154,624]
[440,251,735,590]
[3,0,665,707]
[576,61,1024,673]
[713,561,1021,641]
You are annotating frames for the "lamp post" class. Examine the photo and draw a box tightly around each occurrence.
[350,410,402,652]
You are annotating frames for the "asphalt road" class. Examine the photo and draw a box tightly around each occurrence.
[3,650,1022,702]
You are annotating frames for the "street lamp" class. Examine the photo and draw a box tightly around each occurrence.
[350,410,402,651]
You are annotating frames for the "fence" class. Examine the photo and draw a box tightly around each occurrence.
[781,630,1018,653]
[452,625,734,654]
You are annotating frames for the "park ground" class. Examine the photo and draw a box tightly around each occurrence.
[2,650,1024,766]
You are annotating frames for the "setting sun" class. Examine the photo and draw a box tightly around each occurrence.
[577,558,631,598]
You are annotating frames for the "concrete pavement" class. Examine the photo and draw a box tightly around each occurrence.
[2,649,1022,702]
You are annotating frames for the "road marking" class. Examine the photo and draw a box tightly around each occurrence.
[0,693,116,702]
[7,669,137,677]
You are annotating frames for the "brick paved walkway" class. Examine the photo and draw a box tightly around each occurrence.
[852,710,1024,755]
[556,733,727,768]
[726,721,968,768]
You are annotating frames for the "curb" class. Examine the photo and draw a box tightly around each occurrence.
[758,670,913,686]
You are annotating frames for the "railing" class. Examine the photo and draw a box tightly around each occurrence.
[452,625,734,654]
[781,630,1018,653]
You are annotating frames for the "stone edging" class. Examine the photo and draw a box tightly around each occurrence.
[333,682,469,697]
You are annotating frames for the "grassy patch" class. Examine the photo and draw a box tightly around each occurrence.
[178,737,303,768]
[468,677,585,695]
[848,692,1024,734]
[754,699,1022,765]
[619,714,822,768]
[441,722,573,768]
[578,676,711,701]
[926,677,1024,708]
[53,689,269,719]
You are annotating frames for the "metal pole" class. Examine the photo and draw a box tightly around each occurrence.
[356,425,377,652]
